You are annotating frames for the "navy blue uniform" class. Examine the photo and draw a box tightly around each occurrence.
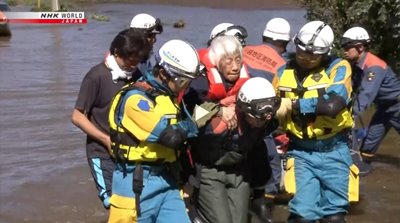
[352,52,400,156]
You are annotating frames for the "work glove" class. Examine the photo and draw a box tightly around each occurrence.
[192,101,220,128]
[158,125,187,151]
[275,98,293,124]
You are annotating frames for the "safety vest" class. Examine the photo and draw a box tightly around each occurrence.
[198,48,213,68]
[277,69,353,139]
[206,66,250,101]
[243,44,286,75]
[109,82,179,163]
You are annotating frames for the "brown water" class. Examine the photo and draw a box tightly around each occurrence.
[0,3,399,223]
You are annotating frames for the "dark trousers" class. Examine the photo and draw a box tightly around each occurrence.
[87,157,115,208]
[195,165,250,223]
[361,109,400,154]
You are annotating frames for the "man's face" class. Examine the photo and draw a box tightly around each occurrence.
[115,55,140,72]
[295,47,322,70]
[218,53,242,83]
[162,70,192,95]
[342,44,361,62]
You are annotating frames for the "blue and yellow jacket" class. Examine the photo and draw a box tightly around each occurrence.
[273,56,353,139]
[109,71,198,163]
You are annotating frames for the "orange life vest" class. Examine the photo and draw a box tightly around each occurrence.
[243,44,286,75]
[198,48,251,101]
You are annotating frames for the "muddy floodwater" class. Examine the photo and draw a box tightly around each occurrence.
[0,3,399,223]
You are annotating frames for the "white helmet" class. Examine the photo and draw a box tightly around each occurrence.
[237,77,280,118]
[130,13,163,34]
[263,18,291,41]
[209,23,248,46]
[294,21,334,54]
[155,40,201,79]
[340,26,370,47]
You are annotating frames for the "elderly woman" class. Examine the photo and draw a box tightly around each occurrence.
[184,36,276,223]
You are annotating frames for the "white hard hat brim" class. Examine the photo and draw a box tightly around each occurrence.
[263,30,290,41]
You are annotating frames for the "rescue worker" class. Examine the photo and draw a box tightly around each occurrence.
[71,29,150,209]
[243,17,291,82]
[243,17,291,211]
[341,26,400,176]
[184,36,273,223]
[129,13,163,74]
[237,77,281,223]
[107,39,218,223]
[273,21,354,222]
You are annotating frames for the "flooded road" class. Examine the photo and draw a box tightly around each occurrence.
[0,3,399,223]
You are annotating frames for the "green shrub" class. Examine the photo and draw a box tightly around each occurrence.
[298,0,400,72]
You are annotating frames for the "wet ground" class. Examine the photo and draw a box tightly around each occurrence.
[0,3,399,223]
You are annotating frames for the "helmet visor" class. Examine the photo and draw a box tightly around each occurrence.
[294,37,329,55]
[214,25,248,46]
[147,18,163,34]
[340,37,365,49]
[237,97,281,119]
[172,75,191,88]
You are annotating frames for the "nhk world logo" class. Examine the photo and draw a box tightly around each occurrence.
[4,12,87,24]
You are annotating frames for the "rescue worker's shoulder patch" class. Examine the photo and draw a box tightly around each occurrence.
[367,72,375,81]
[137,99,151,111]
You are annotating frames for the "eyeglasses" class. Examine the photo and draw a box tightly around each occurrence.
[172,75,191,88]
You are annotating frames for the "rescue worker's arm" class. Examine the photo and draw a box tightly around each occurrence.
[296,59,352,117]
[71,109,111,152]
[353,66,386,115]
[120,93,197,143]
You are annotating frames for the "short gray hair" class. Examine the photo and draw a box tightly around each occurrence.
[208,36,243,70]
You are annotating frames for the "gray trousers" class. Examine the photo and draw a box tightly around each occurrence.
[195,165,250,223]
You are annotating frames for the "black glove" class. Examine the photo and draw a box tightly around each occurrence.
[158,125,187,151]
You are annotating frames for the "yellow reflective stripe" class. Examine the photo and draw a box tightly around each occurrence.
[348,164,360,202]
[278,86,293,92]
[284,157,296,194]
[307,84,327,90]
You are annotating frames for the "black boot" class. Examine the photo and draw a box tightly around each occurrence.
[287,214,317,223]
[249,189,274,223]
[320,213,346,223]
[351,151,373,176]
